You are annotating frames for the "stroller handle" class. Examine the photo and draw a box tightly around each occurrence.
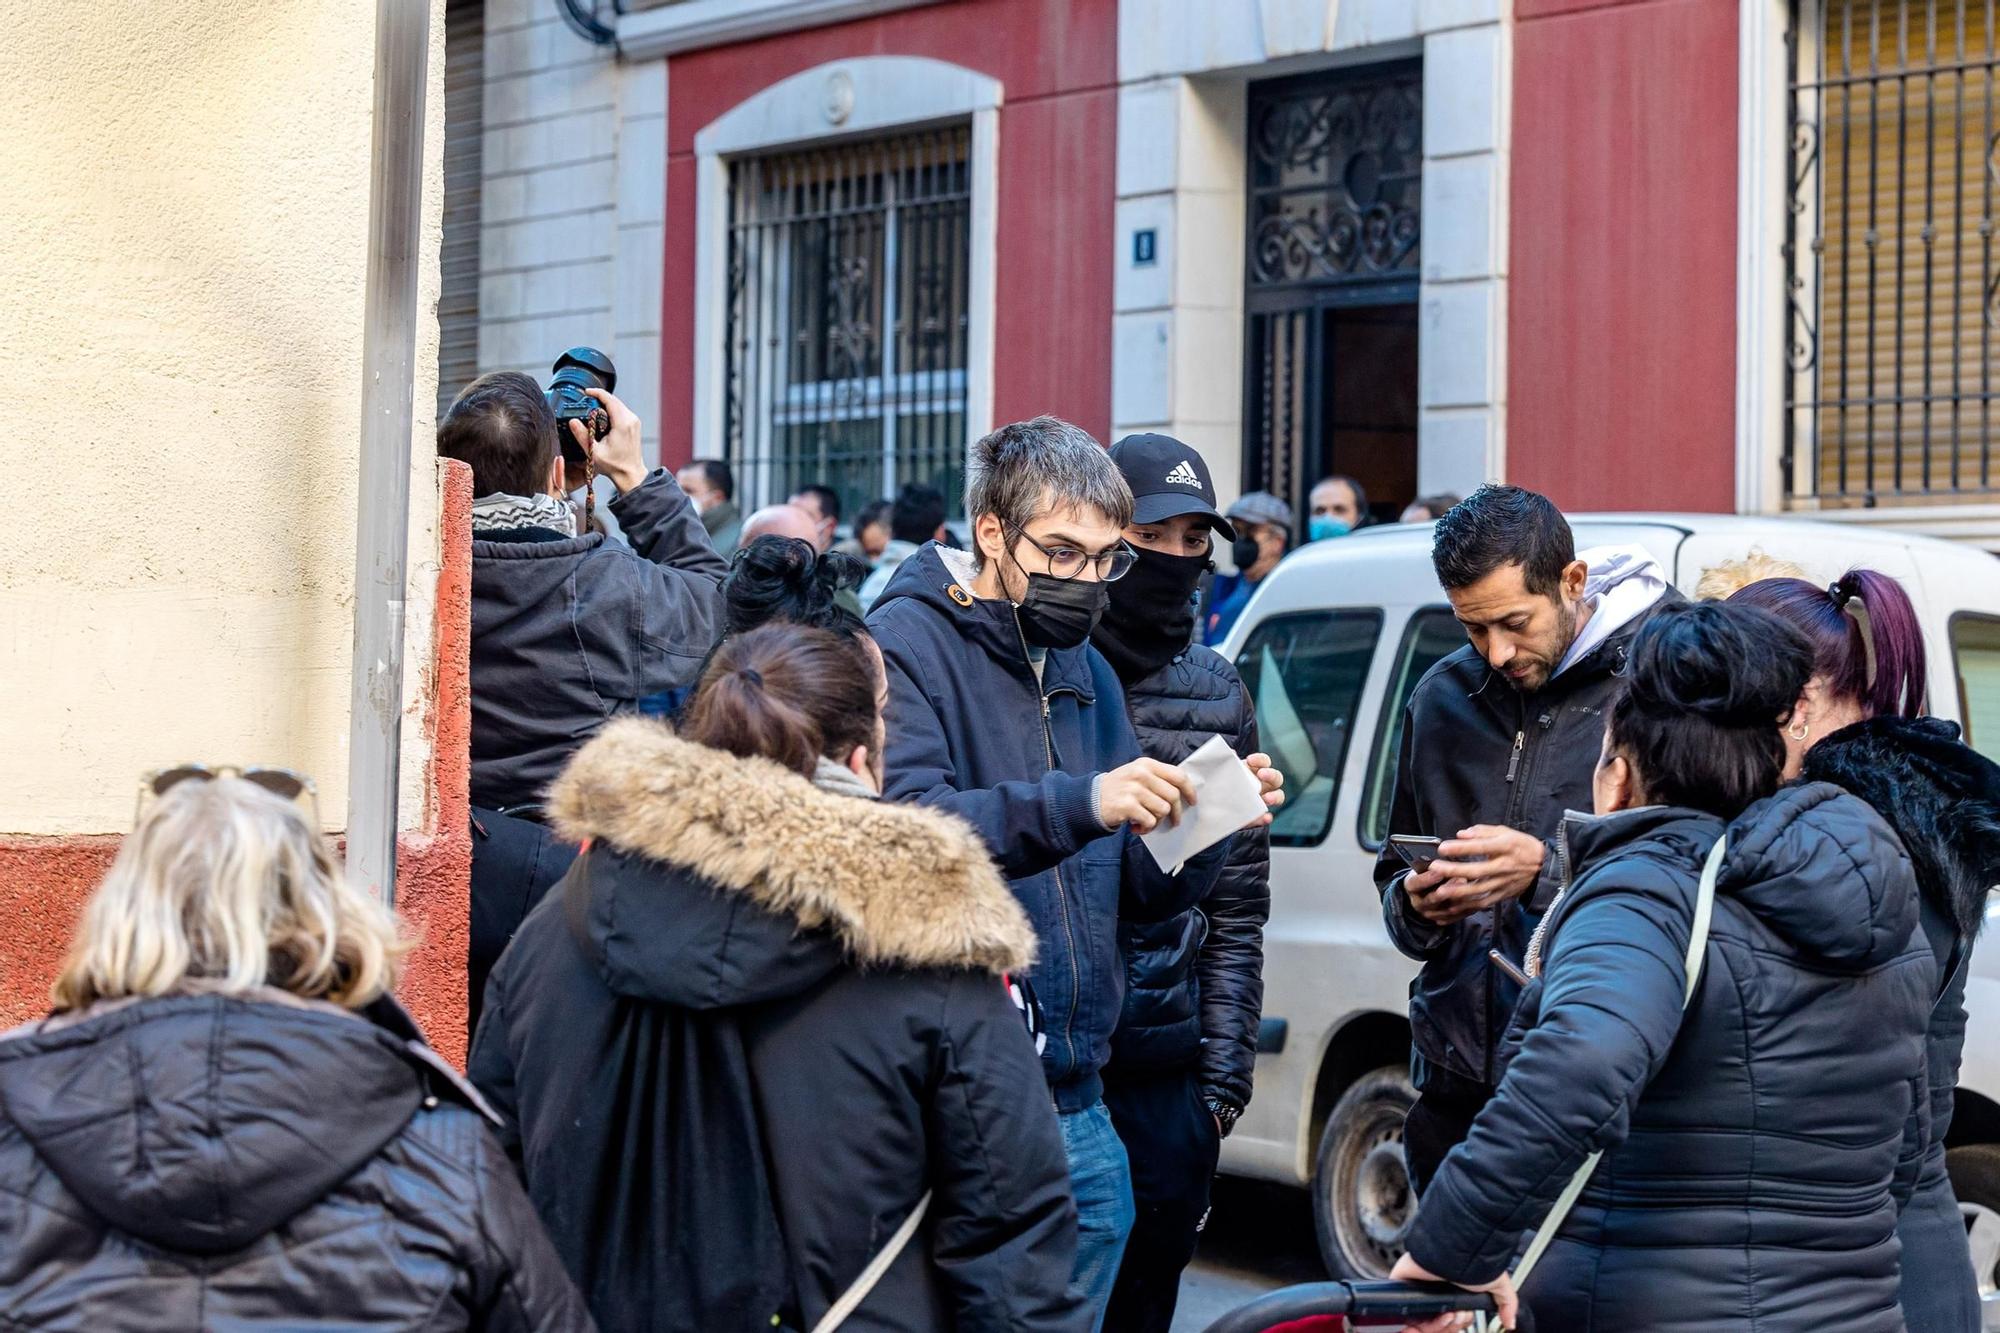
[1201,1279,1526,1333]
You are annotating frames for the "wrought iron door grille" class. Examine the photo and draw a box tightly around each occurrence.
[723,127,971,520]
[1785,0,1999,506]
[1247,63,1422,292]
[1242,62,1422,517]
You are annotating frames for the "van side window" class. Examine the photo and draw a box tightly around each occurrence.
[1951,615,2000,763]
[1360,608,1465,848]
[1234,610,1383,847]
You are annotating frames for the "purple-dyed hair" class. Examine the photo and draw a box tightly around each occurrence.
[1728,568,1927,719]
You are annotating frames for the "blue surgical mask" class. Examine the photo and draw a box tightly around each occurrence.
[1309,517,1352,542]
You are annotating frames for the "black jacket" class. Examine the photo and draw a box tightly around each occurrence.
[470,722,1088,1333]
[1406,788,1934,1332]
[0,990,590,1331]
[1107,646,1269,1113]
[1375,595,1676,1091]
[1805,716,2000,1332]
[470,469,726,810]
[868,544,1226,1111]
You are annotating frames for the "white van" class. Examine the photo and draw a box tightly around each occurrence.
[1213,513,2000,1323]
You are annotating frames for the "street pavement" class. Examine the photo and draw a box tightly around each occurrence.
[1171,1176,1327,1331]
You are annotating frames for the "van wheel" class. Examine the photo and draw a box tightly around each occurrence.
[1312,1066,1417,1279]
[1947,1144,2000,1313]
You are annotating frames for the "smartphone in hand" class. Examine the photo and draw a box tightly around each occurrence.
[1389,834,1443,876]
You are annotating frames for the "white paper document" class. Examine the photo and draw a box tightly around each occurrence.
[1138,734,1266,872]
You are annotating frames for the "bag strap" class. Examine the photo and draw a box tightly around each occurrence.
[1502,833,1725,1294]
[809,1192,932,1333]
[1935,936,1968,1010]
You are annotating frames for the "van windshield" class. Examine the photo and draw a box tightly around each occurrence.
[1234,610,1382,847]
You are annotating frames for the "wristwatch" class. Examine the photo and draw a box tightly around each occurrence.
[1206,1097,1242,1138]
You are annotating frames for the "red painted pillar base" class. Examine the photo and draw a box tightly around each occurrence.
[0,461,477,1067]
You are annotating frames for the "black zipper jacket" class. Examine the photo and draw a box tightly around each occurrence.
[867,544,1227,1112]
[1373,591,1680,1091]
[1106,646,1269,1114]
[469,469,726,810]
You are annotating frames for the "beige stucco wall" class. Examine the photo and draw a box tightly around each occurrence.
[0,2,448,835]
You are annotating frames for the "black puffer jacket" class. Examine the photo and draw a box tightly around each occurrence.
[1406,787,1934,1332]
[1805,716,2000,1333]
[472,722,1088,1333]
[0,990,590,1331]
[1109,645,1269,1112]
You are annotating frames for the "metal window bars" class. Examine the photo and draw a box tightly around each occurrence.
[1785,0,1999,507]
[722,126,972,523]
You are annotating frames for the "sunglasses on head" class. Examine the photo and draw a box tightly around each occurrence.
[135,764,319,827]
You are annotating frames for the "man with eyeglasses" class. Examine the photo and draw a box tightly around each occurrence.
[867,416,1281,1328]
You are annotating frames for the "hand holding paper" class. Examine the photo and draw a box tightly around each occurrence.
[1139,735,1285,872]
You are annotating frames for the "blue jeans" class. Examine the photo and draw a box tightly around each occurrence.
[1060,1099,1136,1331]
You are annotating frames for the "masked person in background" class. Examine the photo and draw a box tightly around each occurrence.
[857,482,950,613]
[836,498,893,566]
[1202,491,1292,646]
[867,416,1282,1328]
[675,458,742,557]
[1092,434,1277,1333]
[1308,474,1369,540]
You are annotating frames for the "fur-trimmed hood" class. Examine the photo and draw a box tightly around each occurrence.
[1803,715,2000,940]
[549,720,1035,990]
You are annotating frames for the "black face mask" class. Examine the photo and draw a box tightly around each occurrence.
[1007,544,1111,650]
[1093,545,1209,681]
[1231,535,1263,572]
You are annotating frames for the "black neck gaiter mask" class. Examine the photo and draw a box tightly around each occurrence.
[1092,545,1210,682]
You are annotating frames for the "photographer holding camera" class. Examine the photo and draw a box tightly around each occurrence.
[438,363,727,1027]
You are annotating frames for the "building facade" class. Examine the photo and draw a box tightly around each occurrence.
[0,3,471,1052]
[455,0,1998,543]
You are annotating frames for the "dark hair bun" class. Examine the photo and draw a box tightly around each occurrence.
[1624,601,1814,730]
[723,536,867,638]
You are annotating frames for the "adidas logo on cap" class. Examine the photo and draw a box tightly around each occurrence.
[1163,460,1201,487]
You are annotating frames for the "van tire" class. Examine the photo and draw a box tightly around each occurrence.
[1947,1144,2000,1309]
[1312,1066,1418,1280]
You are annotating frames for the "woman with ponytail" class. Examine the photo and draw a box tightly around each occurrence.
[1393,601,1933,1331]
[1733,569,2000,1332]
[469,624,1087,1333]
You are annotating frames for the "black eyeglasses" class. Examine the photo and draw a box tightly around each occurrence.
[1010,527,1137,582]
[135,764,319,827]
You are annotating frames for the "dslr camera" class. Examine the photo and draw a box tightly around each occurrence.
[546,347,616,464]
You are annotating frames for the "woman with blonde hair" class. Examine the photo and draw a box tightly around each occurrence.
[0,768,590,1331]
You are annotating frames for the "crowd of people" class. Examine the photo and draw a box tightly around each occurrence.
[1,364,1995,1333]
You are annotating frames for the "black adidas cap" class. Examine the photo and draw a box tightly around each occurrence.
[1108,433,1236,538]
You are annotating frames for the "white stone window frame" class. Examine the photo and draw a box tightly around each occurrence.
[1112,0,1512,510]
[690,56,1001,485]
[1736,0,1794,516]
[1737,0,2000,543]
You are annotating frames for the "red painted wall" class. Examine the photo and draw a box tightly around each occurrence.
[1507,0,1740,511]
[659,0,1118,469]
[0,463,476,1067]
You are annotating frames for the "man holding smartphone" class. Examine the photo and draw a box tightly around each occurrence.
[1377,485,1675,1193]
